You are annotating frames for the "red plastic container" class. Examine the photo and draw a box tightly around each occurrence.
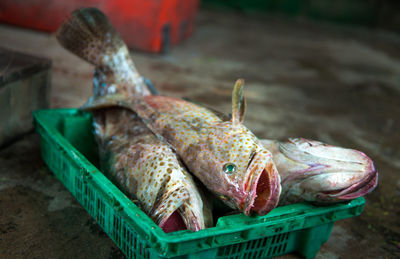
[0,0,199,53]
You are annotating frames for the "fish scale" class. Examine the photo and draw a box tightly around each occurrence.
[57,7,282,217]
[127,81,281,215]
[56,8,212,232]
[93,108,207,231]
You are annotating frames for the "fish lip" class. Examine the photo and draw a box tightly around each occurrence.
[337,171,378,200]
[158,202,204,232]
[243,152,281,216]
[159,207,202,233]
[319,170,378,200]
[319,157,378,201]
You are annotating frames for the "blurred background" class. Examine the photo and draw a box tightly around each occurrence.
[0,1,399,258]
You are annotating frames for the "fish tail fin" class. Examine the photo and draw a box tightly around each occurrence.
[56,7,124,69]
[56,8,150,97]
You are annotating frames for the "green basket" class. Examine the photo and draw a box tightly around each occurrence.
[34,108,365,259]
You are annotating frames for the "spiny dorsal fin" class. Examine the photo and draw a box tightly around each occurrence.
[232,79,246,125]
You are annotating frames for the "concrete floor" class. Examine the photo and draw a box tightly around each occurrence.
[1,9,400,258]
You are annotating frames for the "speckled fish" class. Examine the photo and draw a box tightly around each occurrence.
[260,138,378,205]
[56,8,212,232]
[129,81,283,216]
[58,8,281,216]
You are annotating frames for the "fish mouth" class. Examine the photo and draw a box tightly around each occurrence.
[319,168,378,201]
[318,157,378,201]
[243,152,281,216]
[159,210,187,233]
[159,205,204,233]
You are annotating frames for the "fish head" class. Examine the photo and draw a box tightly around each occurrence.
[192,80,281,215]
[278,138,378,204]
[126,143,210,233]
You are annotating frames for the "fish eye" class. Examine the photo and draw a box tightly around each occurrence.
[223,163,237,174]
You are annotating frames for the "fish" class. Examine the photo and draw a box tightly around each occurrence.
[127,80,282,216]
[58,8,281,216]
[260,138,378,205]
[56,8,212,232]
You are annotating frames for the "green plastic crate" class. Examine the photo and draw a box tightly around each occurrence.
[34,108,365,259]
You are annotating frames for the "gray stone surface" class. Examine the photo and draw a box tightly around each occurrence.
[0,9,399,259]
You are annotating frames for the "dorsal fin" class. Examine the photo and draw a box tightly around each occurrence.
[231,79,246,126]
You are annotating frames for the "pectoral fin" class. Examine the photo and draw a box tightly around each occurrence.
[81,94,132,111]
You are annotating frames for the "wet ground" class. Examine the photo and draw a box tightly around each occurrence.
[1,8,399,259]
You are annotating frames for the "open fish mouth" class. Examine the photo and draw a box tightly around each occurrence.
[159,205,203,233]
[159,210,187,233]
[243,152,281,215]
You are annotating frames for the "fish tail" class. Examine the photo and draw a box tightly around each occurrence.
[56,8,149,97]
[56,7,125,69]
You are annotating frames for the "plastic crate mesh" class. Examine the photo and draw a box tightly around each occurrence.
[217,232,289,258]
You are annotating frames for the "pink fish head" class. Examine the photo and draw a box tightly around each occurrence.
[277,138,378,204]
[188,80,281,215]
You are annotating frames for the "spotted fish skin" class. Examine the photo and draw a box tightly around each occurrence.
[131,93,281,215]
[56,7,150,99]
[57,8,282,216]
[260,138,378,205]
[94,108,209,231]
[56,8,211,232]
